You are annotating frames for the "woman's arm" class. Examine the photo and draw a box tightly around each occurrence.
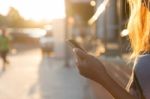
[73,48,136,99]
[99,72,135,99]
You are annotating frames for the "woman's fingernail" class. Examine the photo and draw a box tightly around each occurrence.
[73,48,78,52]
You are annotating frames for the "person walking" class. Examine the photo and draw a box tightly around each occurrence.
[73,0,150,99]
[0,28,11,71]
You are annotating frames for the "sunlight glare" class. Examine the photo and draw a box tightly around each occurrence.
[88,0,109,25]
[0,0,11,15]
[0,0,66,21]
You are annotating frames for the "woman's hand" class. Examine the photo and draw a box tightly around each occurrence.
[73,48,136,99]
[73,48,109,84]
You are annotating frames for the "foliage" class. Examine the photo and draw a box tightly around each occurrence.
[0,7,46,28]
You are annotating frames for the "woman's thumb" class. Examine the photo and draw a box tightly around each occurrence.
[73,48,88,59]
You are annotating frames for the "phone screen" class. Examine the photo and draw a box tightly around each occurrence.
[67,39,87,60]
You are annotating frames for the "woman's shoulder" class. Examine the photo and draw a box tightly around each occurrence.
[134,54,150,98]
[134,54,150,78]
[135,54,150,67]
[134,54,150,75]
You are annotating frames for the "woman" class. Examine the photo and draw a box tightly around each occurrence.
[73,0,150,99]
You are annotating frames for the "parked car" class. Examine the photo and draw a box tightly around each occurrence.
[10,28,46,45]
[39,30,54,56]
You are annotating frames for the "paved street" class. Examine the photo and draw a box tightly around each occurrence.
[0,48,41,99]
[0,48,95,99]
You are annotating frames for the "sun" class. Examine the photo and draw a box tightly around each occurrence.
[0,0,66,21]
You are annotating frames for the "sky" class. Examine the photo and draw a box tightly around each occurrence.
[0,0,66,21]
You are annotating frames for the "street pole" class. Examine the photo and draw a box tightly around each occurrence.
[64,0,69,67]
[117,0,123,57]
[104,6,108,54]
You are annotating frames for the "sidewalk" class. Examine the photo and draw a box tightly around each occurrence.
[0,48,96,99]
[38,57,96,99]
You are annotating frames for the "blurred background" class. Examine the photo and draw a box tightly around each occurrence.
[0,0,132,99]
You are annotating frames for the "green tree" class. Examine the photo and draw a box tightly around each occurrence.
[6,7,46,28]
[6,7,25,27]
[0,15,7,27]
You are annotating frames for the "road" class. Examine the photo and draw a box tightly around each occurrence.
[0,48,95,99]
[0,48,41,99]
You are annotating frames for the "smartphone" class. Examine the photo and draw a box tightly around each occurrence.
[66,39,86,52]
[67,39,87,60]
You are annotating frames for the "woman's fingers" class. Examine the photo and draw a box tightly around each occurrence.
[73,48,88,60]
[73,48,88,68]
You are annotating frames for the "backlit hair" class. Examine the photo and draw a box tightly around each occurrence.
[127,0,150,58]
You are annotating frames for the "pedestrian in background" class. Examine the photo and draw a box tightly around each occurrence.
[73,0,150,99]
[0,28,11,71]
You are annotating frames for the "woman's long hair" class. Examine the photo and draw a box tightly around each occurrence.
[127,0,150,58]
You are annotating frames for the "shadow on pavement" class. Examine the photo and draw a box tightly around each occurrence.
[38,57,96,99]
